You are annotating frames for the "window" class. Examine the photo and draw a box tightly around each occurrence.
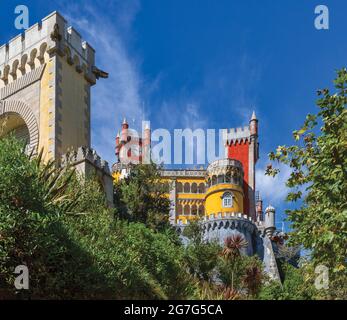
[217,175,224,184]
[177,204,183,215]
[177,182,183,193]
[222,192,233,208]
[198,205,205,215]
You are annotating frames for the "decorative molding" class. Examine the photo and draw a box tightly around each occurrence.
[0,99,39,153]
[0,64,46,100]
[161,169,206,177]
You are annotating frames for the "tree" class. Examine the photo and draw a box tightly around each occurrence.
[0,137,194,299]
[259,262,317,300]
[183,221,221,282]
[114,162,171,230]
[217,234,263,299]
[266,68,347,298]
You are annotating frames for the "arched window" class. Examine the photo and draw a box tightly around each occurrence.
[212,175,217,185]
[191,204,197,215]
[177,182,183,193]
[218,174,224,184]
[177,204,183,215]
[198,183,205,193]
[222,192,233,208]
[191,183,197,193]
[184,205,190,215]
[184,182,190,193]
[198,205,205,216]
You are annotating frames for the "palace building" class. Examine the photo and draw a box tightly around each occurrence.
[113,117,281,277]
[0,11,281,280]
[113,113,260,226]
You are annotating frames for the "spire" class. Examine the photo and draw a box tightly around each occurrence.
[122,117,128,125]
[265,204,275,212]
[116,131,120,138]
[251,110,257,121]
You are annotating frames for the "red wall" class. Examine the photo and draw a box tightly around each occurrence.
[227,141,250,215]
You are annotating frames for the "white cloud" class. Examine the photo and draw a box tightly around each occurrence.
[60,0,143,165]
[256,162,291,207]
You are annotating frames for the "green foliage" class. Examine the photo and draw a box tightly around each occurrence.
[259,263,317,300]
[0,137,193,299]
[0,135,77,215]
[114,163,171,230]
[183,222,221,282]
[217,254,263,299]
[266,69,347,298]
[183,224,265,299]
[64,214,194,299]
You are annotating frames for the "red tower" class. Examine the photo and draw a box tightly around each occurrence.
[115,119,151,164]
[226,112,259,219]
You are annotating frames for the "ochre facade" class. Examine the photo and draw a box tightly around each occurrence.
[112,113,259,224]
[0,11,96,161]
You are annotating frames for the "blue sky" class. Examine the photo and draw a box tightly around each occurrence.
[1,0,346,229]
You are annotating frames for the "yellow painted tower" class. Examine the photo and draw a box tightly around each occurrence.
[112,121,249,225]
[0,11,106,161]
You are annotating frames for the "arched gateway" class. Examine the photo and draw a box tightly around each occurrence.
[0,100,39,153]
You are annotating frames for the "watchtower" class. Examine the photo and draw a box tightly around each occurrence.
[0,11,113,206]
[0,11,106,160]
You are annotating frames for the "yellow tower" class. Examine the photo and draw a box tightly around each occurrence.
[204,159,244,217]
[0,11,106,161]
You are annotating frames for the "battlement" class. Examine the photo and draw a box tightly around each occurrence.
[223,125,251,144]
[61,146,111,176]
[176,213,257,237]
[0,11,97,87]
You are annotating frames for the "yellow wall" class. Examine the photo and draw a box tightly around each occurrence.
[205,184,243,216]
[176,215,199,224]
[59,57,89,155]
[112,170,245,223]
[39,55,54,161]
[176,177,205,184]
[38,54,90,161]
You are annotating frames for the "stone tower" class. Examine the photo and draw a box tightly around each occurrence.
[0,11,106,160]
[0,11,113,206]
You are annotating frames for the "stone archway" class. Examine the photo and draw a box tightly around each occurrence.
[0,100,39,153]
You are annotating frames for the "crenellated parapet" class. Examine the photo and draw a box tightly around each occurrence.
[223,126,251,145]
[0,11,103,88]
[61,146,114,207]
[176,213,258,255]
[177,212,255,229]
[61,146,111,176]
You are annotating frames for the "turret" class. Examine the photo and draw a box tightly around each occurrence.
[142,121,151,164]
[264,205,276,237]
[249,111,258,137]
[120,118,128,143]
[115,131,120,158]
[255,191,263,222]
